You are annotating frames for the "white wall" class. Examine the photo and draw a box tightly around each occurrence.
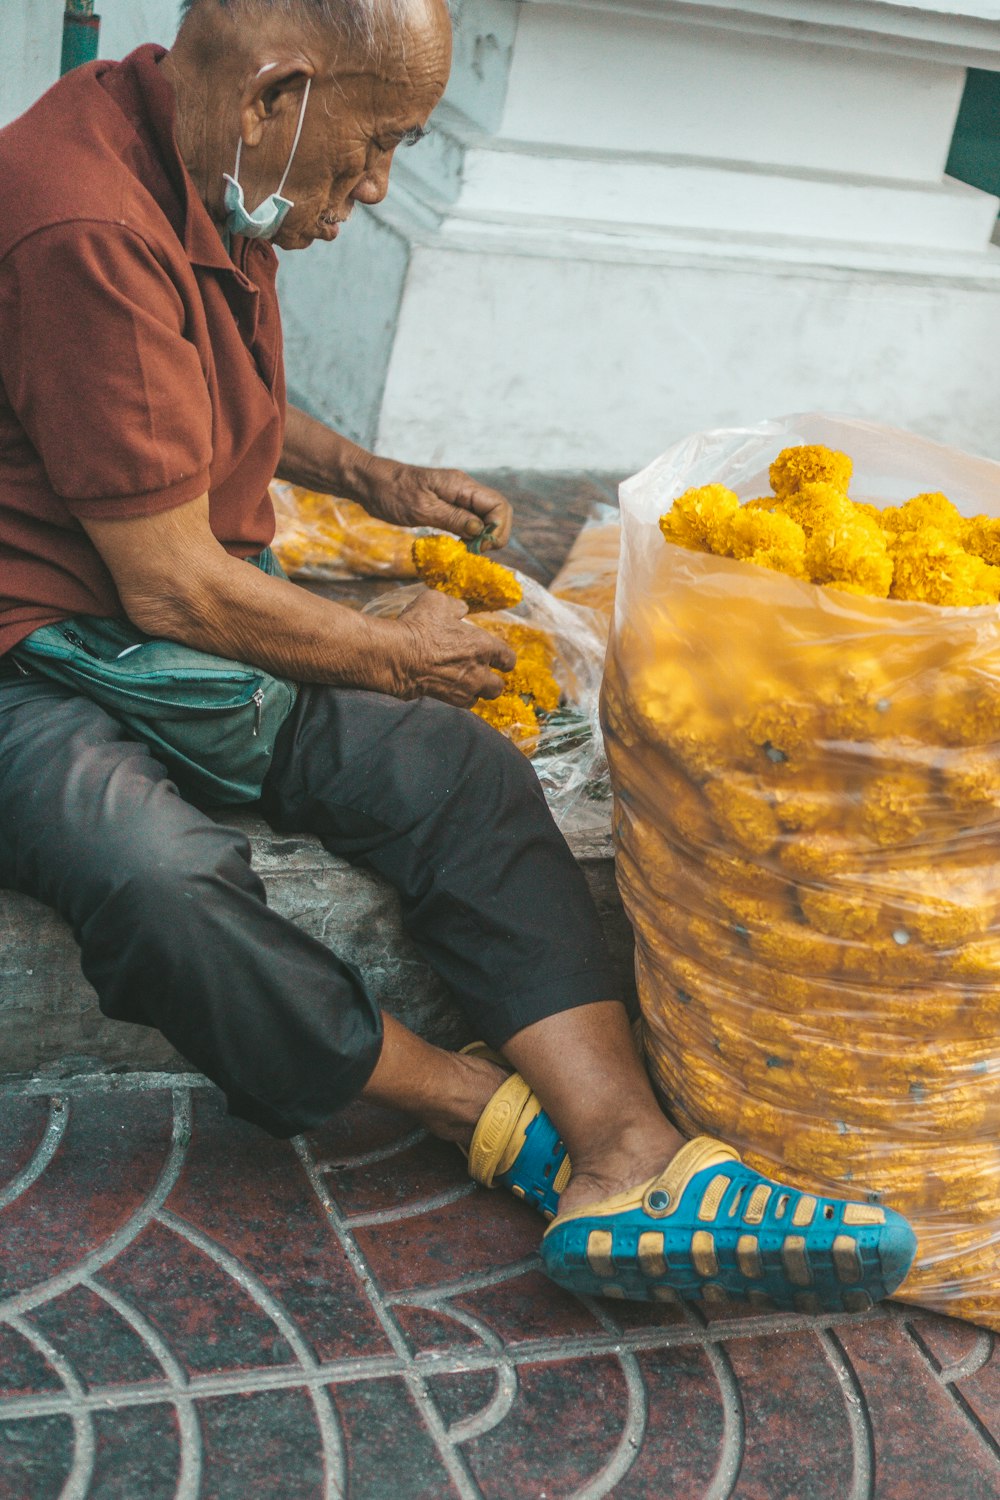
[96,0,182,57]
[1,0,63,127]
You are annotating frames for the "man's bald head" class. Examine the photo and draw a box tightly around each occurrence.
[177,0,442,58]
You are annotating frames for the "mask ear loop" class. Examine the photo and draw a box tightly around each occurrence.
[231,73,313,202]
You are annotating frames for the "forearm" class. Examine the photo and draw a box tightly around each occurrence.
[275,405,378,505]
[138,551,409,694]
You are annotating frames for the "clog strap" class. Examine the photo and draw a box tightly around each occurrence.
[468,1073,537,1189]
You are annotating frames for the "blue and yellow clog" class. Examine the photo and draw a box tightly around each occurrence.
[541,1136,917,1313]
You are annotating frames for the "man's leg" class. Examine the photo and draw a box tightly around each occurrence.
[262,685,916,1310]
[0,676,383,1136]
[261,685,684,1197]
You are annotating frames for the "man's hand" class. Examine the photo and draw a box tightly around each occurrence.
[392,591,516,707]
[359,457,513,549]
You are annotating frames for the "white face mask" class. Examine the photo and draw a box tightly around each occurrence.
[222,74,312,241]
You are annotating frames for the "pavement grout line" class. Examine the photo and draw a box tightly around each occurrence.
[293,1134,485,1500]
[0,1304,919,1424]
[817,1326,876,1500]
[0,1073,209,1099]
[0,1096,68,1212]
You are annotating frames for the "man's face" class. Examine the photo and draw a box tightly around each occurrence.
[252,7,452,251]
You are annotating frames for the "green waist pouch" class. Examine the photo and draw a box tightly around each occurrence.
[11,548,298,805]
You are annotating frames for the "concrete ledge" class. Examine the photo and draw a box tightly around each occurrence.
[0,810,633,1080]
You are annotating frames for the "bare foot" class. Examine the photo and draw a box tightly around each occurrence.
[555,1121,686,1220]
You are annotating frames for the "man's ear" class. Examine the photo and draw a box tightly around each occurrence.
[240,62,314,149]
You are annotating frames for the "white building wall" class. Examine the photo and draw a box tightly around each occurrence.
[1,0,64,127]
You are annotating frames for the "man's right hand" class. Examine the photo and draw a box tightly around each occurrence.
[393,590,516,708]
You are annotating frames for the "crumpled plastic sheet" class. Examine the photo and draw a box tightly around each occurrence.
[604,413,1000,1328]
[269,480,423,580]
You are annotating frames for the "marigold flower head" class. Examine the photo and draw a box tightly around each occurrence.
[724,508,808,577]
[412,534,523,612]
[769,445,853,499]
[659,485,740,552]
[888,528,1000,607]
[881,492,964,540]
[964,515,1000,567]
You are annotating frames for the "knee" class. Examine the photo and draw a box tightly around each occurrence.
[411,696,547,815]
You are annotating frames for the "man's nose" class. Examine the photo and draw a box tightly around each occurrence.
[351,156,393,206]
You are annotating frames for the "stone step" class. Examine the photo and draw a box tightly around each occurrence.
[0,809,634,1080]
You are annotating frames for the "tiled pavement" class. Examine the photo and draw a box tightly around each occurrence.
[2,1072,1000,1500]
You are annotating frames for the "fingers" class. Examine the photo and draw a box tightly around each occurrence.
[430,470,514,548]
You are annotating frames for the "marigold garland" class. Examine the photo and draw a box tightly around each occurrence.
[412,534,523,613]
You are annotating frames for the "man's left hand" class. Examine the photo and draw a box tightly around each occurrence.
[359,458,513,549]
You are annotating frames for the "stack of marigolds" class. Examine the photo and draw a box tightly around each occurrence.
[411,534,561,753]
[604,443,1000,1327]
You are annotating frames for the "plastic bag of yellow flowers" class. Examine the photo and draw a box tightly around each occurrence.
[605,414,1000,1329]
[269,481,422,580]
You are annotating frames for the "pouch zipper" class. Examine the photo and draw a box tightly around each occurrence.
[252,688,264,736]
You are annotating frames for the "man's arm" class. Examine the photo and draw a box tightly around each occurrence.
[79,492,515,707]
[277,405,513,546]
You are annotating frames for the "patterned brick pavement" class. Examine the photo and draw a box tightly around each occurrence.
[1,1074,1000,1499]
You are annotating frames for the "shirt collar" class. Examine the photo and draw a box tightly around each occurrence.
[108,44,255,277]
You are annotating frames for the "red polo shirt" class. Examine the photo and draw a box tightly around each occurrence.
[0,45,286,655]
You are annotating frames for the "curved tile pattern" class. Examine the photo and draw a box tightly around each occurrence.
[1,1076,1000,1498]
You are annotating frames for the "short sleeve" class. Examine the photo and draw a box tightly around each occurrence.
[0,220,213,518]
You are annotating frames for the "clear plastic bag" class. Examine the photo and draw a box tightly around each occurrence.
[269,481,421,580]
[549,503,621,628]
[605,414,1000,1327]
[364,573,612,835]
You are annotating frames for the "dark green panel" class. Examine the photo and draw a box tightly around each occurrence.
[947,68,1000,197]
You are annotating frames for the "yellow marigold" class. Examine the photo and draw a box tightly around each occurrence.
[889,527,1000,607]
[799,885,880,940]
[964,514,1000,566]
[412,534,523,612]
[472,693,540,753]
[859,771,929,847]
[881,492,964,539]
[505,655,561,713]
[658,485,740,552]
[724,508,808,577]
[787,484,893,597]
[703,773,780,855]
[769,444,853,499]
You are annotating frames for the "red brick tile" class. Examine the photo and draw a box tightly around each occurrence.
[447,1356,630,1497]
[89,1405,180,1500]
[615,1347,727,1499]
[905,1307,990,1373]
[326,1133,470,1220]
[724,1329,855,1499]
[0,1096,54,1190]
[0,1414,74,1499]
[27,1284,164,1390]
[834,1317,1000,1499]
[0,1090,174,1299]
[329,1378,464,1497]
[164,1090,390,1360]
[0,1324,64,1398]
[393,1302,490,1357]
[98,1221,297,1376]
[450,1269,605,1349]
[196,1389,327,1498]
[305,1098,420,1165]
[353,1186,540,1295]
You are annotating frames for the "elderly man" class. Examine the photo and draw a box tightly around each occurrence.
[0,0,915,1312]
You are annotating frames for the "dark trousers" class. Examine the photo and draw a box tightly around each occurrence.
[0,674,617,1136]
